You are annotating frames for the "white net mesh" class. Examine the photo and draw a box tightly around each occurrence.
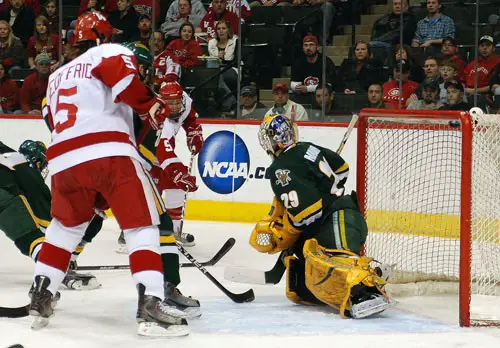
[360,111,500,326]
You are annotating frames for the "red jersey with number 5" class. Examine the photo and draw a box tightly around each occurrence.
[44,43,145,175]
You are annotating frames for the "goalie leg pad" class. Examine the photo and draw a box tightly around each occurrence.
[303,239,390,318]
[284,255,325,306]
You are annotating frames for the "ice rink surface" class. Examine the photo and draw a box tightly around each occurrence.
[1,219,500,348]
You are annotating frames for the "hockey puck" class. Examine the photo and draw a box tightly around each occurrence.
[449,120,460,128]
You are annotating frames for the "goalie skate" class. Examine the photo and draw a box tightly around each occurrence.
[163,282,201,319]
[29,276,55,330]
[174,231,195,247]
[136,283,189,337]
[349,285,396,319]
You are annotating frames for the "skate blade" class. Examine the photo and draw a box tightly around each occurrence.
[177,241,195,247]
[29,312,51,330]
[137,322,189,337]
[66,278,102,291]
[115,244,128,254]
[183,307,202,319]
[351,299,398,319]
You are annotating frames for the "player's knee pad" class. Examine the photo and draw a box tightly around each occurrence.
[124,226,161,254]
[284,255,324,306]
[302,238,389,318]
[45,218,89,252]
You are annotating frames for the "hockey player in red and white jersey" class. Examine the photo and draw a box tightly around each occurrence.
[29,12,188,337]
[151,80,203,246]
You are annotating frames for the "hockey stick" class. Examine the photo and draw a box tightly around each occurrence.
[224,114,360,285]
[77,237,235,271]
[0,304,29,318]
[177,242,255,303]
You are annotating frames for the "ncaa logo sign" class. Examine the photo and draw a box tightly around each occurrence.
[198,131,250,194]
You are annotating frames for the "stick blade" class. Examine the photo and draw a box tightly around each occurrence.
[0,304,29,318]
[230,289,255,303]
[224,267,267,285]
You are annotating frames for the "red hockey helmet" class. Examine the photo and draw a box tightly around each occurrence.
[74,12,113,45]
[159,82,183,100]
[159,82,184,119]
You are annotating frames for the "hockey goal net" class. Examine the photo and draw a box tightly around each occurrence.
[357,108,500,327]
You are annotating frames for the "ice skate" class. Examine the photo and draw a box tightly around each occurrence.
[174,230,195,247]
[61,261,101,290]
[349,284,395,319]
[29,275,55,330]
[115,230,127,254]
[136,283,189,337]
[163,281,201,319]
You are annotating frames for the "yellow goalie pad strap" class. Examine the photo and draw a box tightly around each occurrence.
[303,239,388,318]
[249,213,301,254]
[269,196,285,220]
[284,255,318,305]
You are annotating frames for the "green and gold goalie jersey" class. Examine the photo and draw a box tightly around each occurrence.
[268,142,349,229]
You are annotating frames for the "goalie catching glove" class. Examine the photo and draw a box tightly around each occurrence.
[164,162,197,192]
[249,197,301,254]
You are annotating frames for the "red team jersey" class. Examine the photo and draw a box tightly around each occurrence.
[44,43,145,174]
[382,79,419,109]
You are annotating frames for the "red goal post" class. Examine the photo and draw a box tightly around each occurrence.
[356,108,500,327]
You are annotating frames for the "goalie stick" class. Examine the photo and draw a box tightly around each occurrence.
[224,114,360,285]
[77,237,235,271]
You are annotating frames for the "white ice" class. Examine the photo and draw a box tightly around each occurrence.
[1,219,500,348]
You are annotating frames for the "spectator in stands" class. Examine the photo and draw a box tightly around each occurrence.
[371,0,416,48]
[0,0,36,46]
[390,44,424,83]
[131,14,152,47]
[166,22,202,67]
[366,83,389,108]
[406,56,442,105]
[132,0,161,23]
[27,15,59,70]
[464,35,500,96]
[310,83,340,120]
[78,0,111,16]
[198,0,239,39]
[42,0,60,35]
[161,0,204,40]
[438,59,466,105]
[411,0,455,48]
[407,77,444,110]
[265,83,309,121]
[20,53,49,114]
[209,0,251,23]
[439,80,470,111]
[0,20,25,73]
[0,0,40,15]
[239,85,267,120]
[490,64,500,102]
[440,36,466,83]
[0,61,20,113]
[208,19,239,111]
[151,30,165,57]
[165,0,206,26]
[336,41,383,94]
[290,35,335,104]
[108,0,139,43]
[382,60,419,109]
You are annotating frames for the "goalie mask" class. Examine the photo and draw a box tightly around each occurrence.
[19,140,48,178]
[159,82,184,120]
[258,114,297,157]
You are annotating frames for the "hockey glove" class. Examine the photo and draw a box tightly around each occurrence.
[139,96,171,130]
[165,162,198,192]
[186,124,204,155]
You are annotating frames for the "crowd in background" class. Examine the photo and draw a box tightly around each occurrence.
[0,0,499,120]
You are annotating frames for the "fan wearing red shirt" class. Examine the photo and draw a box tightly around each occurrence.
[20,53,50,114]
[0,61,19,113]
[382,60,419,109]
[166,22,202,67]
[198,0,239,39]
[464,35,500,96]
[26,15,59,69]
